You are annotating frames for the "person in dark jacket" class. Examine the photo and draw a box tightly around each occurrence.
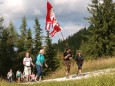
[63,48,72,78]
[75,50,84,76]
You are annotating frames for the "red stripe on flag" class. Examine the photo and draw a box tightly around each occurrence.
[50,24,61,37]
[45,1,62,37]
[45,1,52,30]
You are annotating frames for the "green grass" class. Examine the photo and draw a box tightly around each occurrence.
[45,57,115,79]
[1,57,115,86]
[0,74,115,86]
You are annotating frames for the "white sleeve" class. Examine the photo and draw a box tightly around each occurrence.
[23,58,25,62]
[30,57,32,61]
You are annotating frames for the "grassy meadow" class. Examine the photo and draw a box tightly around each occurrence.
[1,57,115,86]
[0,74,115,86]
[45,57,115,79]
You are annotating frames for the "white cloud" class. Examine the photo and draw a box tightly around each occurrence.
[1,0,91,25]
[53,0,90,13]
[2,0,45,25]
[62,23,84,38]
[0,0,3,3]
[34,9,42,16]
[2,0,115,43]
[50,0,91,24]
[1,0,115,25]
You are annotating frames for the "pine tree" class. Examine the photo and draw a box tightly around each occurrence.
[33,17,42,55]
[0,18,15,76]
[81,0,115,57]
[19,16,28,51]
[0,28,15,76]
[102,0,115,56]
[0,17,4,32]
[44,31,59,74]
[16,16,28,71]
[26,28,33,53]
[17,16,28,55]
[8,21,17,45]
[8,21,18,69]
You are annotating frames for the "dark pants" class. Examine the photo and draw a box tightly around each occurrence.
[36,64,42,77]
[8,77,13,82]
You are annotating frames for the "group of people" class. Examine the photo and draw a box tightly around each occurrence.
[7,48,84,82]
[63,48,84,78]
[7,49,47,82]
[22,49,48,82]
[7,69,36,83]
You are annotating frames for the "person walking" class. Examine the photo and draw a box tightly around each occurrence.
[75,50,84,76]
[30,72,36,81]
[23,52,34,81]
[35,49,48,81]
[7,69,14,82]
[16,69,21,83]
[63,48,72,78]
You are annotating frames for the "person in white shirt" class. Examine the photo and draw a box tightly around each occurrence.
[23,52,34,81]
[7,69,14,82]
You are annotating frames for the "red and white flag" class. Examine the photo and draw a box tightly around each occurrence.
[50,20,61,37]
[45,1,52,30]
[45,1,61,37]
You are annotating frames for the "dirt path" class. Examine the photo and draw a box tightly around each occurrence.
[22,68,115,84]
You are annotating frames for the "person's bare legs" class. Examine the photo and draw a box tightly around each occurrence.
[28,75,30,81]
[79,69,82,74]
[17,77,20,83]
[26,75,28,81]
[66,61,70,78]
[77,69,82,76]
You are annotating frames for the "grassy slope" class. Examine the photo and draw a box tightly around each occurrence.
[0,74,115,86]
[45,57,115,79]
[1,57,115,86]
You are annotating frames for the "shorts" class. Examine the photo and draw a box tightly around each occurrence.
[77,63,83,70]
[17,76,21,78]
[24,66,31,76]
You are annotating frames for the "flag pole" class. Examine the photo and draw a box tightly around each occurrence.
[60,30,68,48]
[60,30,65,41]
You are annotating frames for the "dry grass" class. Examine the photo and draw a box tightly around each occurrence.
[1,57,115,86]
[45,57,115,79]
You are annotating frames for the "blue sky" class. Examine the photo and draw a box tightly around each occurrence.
[0,0,112,43]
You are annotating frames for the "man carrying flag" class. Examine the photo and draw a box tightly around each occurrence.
[45,0,71,79]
